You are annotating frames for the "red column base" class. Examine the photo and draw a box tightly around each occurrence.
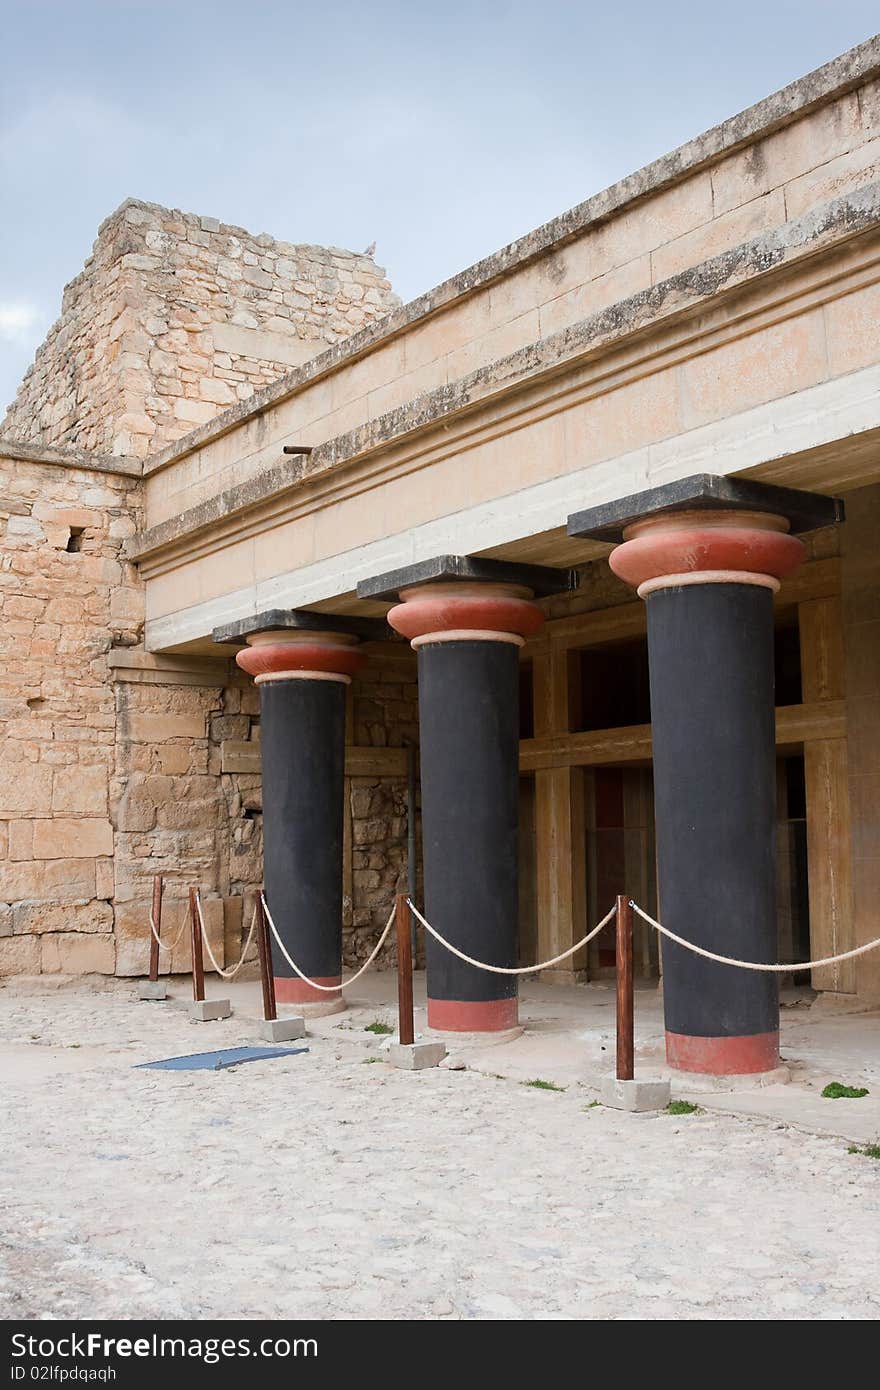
[666,1029,779,1075]
[427,996,518,1032]
[275,975,342,1004]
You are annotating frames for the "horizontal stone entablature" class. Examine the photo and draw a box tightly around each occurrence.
[137,35,880,537]
[0,436,142,479]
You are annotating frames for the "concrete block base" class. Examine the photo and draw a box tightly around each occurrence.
[258,1016,306,1042]
[190,998,232,1022]
[137,980,167,1001]
[601,1077,671,1112]
[389,1040,447,1070]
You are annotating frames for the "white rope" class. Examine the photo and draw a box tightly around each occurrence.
[194,893,260,980]
[261,894,396,991]
[631,901,880,972]
[407,898,616,975]
[148,903,190,954]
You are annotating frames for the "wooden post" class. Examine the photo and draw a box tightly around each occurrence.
[149,875,163,983]
[395,893,414,1046]
[799,596,856,994]
[615,894,634,1081]
[189,886,205,1002]
[533,646,588,982]
[256,894,277,1022]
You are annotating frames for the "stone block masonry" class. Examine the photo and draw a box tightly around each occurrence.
[0,442,418,978]
[0,450,140,977]
[3,199,399,459]
[0,196,403,979]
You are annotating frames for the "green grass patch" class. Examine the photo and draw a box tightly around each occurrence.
[362,1056,383,1064]
[523,1078,565,1092]
[848,1142,880,1159]
[584,1100,600,1110]
[364,1020,394,1036]
[822,1081,869,1099]
[666,1100,700,1115]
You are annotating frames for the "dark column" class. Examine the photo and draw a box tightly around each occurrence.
[568,476,842,1074]
[260,677,346,1007]
[647,581,778,1069]
[213,609,384,1016]
[358,556,575,1032]
[417,637,521,1030]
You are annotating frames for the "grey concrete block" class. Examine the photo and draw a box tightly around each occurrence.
[137,980,167,1001]
[258,1015,306,1042]
[190,998,232,1021]
[389,1041,447,1070]
[600,1077,671,1112]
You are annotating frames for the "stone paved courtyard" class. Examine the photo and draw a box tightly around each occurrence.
[2,975,879,1321]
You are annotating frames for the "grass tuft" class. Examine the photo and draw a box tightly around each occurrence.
[523,1078,565,1092]
[666,1100,700,1115]
[364,1020,394,1036]
[848,1142,880,1159]
[822,1081,869,1100]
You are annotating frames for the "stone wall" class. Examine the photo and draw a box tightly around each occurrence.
[0,447,419,981]
[348,660,421,966]
[3,199,399,459]
[0,452,140,975]
[0,196,402,980]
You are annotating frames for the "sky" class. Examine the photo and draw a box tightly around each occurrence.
[1,1,878,413]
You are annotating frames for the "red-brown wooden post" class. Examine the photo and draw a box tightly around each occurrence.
[616,894,634,1081]
[190,886,205,1002]
[149,875,163,983]
[256,893,277,1022]
[396,893,414,1046]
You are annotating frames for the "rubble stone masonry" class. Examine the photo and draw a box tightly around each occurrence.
[3,199,398,459]
[0,200,402,978]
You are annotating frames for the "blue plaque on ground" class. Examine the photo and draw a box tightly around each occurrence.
[136,1046,309,1071]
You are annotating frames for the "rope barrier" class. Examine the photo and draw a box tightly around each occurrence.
[630,901,880,973]
[261,895,396,992]
[148,903,190,954]
[194,893,260,981]
[406,898,617,975]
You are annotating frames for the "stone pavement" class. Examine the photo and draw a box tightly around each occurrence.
[0,971,878,1320]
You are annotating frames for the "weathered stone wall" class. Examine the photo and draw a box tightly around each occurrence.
[0,196,401,979]
[0,453,140,975]
[3,199,398,459]
[347,661,420,966]
[110,676,265,978]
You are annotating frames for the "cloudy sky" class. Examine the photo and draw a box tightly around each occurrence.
[1,1,877,413]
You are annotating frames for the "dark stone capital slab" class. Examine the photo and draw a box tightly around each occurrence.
[567,474,844,545]
[357,554,578,603]
[213,607,389,646]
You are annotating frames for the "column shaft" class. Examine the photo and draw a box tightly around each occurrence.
[567,478,843,1075]
[646,582,778,1070]
[260,679,346,1004]
[417,639,520,1029]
